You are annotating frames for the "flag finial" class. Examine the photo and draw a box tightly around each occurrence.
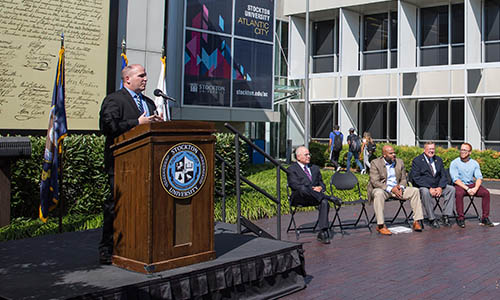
[121,37,126,54]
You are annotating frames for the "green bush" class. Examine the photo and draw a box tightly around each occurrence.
[214,133,250,196]
[309,141,328,167]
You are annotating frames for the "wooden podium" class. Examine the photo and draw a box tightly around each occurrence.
[111,121,216,273]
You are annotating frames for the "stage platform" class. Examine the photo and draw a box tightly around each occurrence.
[0,223,305,299]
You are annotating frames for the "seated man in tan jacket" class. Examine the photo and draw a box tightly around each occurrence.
[367,145,424,235]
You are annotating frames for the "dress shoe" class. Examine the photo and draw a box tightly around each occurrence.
[457,218,465,228]
[328,196,342,206]
[429,219,440,229]
[413,221,423,232]
[480,217,494,227]
[317,230,331,244]
[99,248,112,265]
[376,225,392,235]
[442,215,451,227]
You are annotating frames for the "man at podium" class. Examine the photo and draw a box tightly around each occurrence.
[98,64,163,264]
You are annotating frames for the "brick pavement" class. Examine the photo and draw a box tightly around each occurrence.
[253,182,500,300]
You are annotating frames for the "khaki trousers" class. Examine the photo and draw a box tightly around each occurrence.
[372,187,423,225]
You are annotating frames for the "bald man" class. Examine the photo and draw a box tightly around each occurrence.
[98,64,163,264]
[367,145,424,235]
[287,146,341,244]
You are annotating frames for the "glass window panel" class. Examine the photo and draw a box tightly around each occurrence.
[390,12,398,50]
[311,104,333,138]
[363,52,387,70]
[313,56,334,73]
[484,99,500,140]
[361,102,387,139]
[419,101,448,140]
[280,22,289,76]
[313,20,335,55]
[452,4,464,44]
[420,47,448,66]
[451,100,464,140]
[389,102,397,140]
[485,42,500,62]
[364,13,388,51]
[390,50,397,68]
[485,0,500,41]
[452,45,464,64]
[421,6,448,46]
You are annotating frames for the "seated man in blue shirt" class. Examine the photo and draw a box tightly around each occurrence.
[449,143,493,228]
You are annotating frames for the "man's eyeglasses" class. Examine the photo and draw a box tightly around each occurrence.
[460,149,470,153]
[304,153,312,157]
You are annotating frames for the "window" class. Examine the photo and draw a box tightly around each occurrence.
[484,99,500,141]
[360,102,387,139]
[419,4,464,66]
[418,101,448,141]
[313,20,338,73]
[450,100,464,141]
[420,6,448,66]
[362,12,397,70]
[311,103,337,138]
[389,101,397,140]
[485,0,500,62]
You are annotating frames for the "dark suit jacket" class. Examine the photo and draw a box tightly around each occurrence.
[287,162,326,206]
[99,88,156,174]
[367,156,408,203]
[410,153,448,189]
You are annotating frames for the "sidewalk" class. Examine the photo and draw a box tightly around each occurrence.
[253,181,500,299]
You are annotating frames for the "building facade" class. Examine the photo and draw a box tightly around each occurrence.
[284,0,500,150]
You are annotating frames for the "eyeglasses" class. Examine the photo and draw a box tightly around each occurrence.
[303,153,312,157]
[460,149,470,153]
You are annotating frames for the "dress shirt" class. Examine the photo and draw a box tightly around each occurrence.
[125,87,151,116]
[385,161,398,193]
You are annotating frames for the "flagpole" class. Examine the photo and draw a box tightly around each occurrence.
[58,32,65,233]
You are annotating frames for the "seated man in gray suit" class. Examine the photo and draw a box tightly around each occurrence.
[410,142,455,228]
[367,145,424,235]
[287,146,341,244]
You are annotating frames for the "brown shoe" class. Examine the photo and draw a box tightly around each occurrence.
[376,225,392,235]
[413,221,423,232]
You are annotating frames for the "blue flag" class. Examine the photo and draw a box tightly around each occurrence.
[40,46,67,222]
[119,52,128,88]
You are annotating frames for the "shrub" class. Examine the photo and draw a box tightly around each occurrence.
[309,141,328,167]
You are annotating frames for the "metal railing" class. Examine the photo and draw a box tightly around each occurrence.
[216,123,288,240]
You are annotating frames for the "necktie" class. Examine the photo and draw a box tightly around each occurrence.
[135,95,144,114]
[303,166,312,181]
[428,157,435,176]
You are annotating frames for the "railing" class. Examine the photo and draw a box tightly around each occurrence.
[216,123,288,240]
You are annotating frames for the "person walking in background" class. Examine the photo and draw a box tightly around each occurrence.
[449,142,493,228]
[329,125,343,171]
[361,132,376,173]
[346,128,365,173]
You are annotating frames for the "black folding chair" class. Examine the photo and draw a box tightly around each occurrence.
[369,196,412,228]
[464,194,480,220]
[328,171,372,234]
[286,185,319,240]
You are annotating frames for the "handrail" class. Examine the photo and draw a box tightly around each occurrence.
[215,153,226,223]
[223,123,286,240]
[224,123,288,174]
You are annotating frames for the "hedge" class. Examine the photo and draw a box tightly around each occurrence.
[316,141,500,179]
[7,133,249,220]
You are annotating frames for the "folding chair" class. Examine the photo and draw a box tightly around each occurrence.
[369,196,412,228]
[286,185,319,240]
[464,195,480,220]
[328,171,372,234]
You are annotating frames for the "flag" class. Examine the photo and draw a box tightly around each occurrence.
[154,55,170,121]
[39,46,67,222]
[119,52,128,88]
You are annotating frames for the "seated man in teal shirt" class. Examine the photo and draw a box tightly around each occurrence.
[449,143,493,228]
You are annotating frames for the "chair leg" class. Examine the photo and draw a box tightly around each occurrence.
[389,200,404,224]
[329,205,345,234]
[360,204,372,232]
[464,196,480,220]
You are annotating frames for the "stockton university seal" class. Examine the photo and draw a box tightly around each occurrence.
[160,143,207,199]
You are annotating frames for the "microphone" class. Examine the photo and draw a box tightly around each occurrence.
[153,89,176,102]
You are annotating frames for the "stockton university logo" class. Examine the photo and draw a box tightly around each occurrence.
[160,143,207,199]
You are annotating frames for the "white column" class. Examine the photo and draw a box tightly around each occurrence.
[465,97,482,149]
[398,1,417,68]
[289,16,306,79]
[465,0,482,64]
[398,99,417,146]
[339,8,360,72]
